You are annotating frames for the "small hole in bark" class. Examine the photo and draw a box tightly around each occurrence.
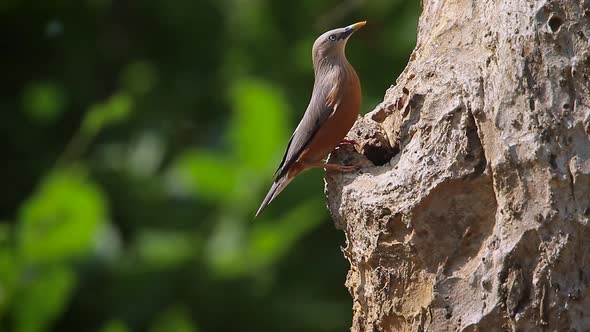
[548,15,563,32]
[563,103,570,109]
[364,143,398,166]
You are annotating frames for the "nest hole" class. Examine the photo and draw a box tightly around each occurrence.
[548,15,563,32]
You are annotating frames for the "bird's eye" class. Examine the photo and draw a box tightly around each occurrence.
[328,35,337,41]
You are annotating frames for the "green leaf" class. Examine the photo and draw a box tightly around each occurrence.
[18,169,108,264]
[149,306,198,332]
[136,230,197,268]
[206,198,326,279]
[166,150,236,201]
[82,93,133,135]
[229,78,289,171]
[21,81,68,124]
[13,266,75,332]
[247,198,325,270]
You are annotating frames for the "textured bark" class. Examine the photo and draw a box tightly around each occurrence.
[325,0,590,331]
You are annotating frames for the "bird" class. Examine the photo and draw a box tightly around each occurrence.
[255,21,366,218]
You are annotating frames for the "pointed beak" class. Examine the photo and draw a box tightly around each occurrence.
[339,21,366,40]
[348,21,367,31]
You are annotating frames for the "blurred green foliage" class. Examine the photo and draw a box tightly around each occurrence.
[0,0,419,331]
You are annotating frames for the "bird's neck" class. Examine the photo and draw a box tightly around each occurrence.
[313,54,354,78]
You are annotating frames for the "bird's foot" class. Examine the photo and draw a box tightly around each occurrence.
[337,139,360,150]
[330,163,362,173]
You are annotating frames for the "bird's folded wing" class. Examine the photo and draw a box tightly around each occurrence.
[273,85,337,179]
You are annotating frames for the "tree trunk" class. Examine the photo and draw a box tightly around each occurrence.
[325,0,590,330]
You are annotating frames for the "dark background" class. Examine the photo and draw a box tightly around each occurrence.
[0,1,419,331]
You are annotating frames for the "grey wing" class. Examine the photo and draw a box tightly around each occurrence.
[273,84,335,179]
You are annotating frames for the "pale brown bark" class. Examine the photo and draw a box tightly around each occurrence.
[325,0,590,330]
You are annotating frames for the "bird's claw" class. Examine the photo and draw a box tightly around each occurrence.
[337,139,361,151]
[325,162,364,173]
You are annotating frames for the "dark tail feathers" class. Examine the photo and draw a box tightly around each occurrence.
[255,175,293,218]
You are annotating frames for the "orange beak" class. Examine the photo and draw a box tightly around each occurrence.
[349,21,367,31]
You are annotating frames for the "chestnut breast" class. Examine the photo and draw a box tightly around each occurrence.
[298,67,361,164]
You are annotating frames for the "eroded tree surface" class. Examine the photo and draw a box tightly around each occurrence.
[325,0,590,330]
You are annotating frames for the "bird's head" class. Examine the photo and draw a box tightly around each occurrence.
[312,21,366,63]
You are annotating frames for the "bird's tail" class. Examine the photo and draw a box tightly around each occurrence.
[255,175,294,218]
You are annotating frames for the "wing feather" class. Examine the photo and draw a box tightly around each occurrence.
[273,81,336,179]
